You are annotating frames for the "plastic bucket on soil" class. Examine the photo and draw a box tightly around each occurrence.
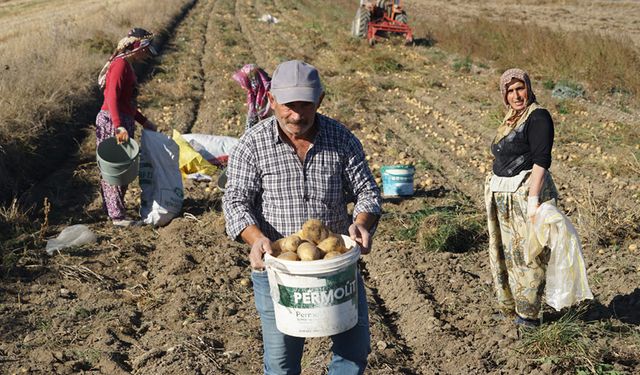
[96,137,140,186]
[264,235,361,338]
[381,164,415,197]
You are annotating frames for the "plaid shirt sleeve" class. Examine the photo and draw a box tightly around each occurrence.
[222,134,261,241]
[343,133,382,221]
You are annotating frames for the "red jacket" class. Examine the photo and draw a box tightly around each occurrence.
[101,57,147,127]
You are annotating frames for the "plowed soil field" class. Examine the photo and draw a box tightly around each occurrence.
[1,0,639,374]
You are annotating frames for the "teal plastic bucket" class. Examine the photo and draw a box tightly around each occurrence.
[381,165,415,197]
[96,137,140,186]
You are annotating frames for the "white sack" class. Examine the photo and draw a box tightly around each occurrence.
[139,130,183,227]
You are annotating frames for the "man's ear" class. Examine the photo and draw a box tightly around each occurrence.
[267,92,277,110]
[316,92,325,109]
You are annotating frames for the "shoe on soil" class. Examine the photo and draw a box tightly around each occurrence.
[514,315,539,328]
[112,218,142,227]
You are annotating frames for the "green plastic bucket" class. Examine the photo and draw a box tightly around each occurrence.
[381,164,415,197]
[96,137,140,186]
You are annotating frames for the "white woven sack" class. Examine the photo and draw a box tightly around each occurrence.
[139,130,183,227]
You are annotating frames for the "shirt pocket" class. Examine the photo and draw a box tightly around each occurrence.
[306,155,342,207]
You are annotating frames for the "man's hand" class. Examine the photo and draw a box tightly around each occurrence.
[248,236,273,270]
[349,222,372,254]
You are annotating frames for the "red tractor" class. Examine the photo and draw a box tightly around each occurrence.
[351,0,413,45]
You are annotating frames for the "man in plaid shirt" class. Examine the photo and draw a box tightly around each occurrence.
[223,60,381,374]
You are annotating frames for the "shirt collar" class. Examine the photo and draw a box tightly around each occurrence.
[270,114,324,145]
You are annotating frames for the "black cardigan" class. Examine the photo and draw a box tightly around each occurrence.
[491,108,554,177]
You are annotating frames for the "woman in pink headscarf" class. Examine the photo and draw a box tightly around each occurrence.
[484,68,559,328]
[96,28,159,226]
[232,64,272,130]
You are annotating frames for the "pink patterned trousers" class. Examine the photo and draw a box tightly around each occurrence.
[95,110,135,220]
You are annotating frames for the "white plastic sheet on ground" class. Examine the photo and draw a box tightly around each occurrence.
[139,130,183,227]
[259,14,279,24]
[529,203,594,311]
[45,224,97,255]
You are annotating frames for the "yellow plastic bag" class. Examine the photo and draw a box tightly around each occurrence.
[171,129,218,178]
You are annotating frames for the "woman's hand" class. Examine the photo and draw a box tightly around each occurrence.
[115,127,129,144]
[143,119,157,131]
[527,195,539,223]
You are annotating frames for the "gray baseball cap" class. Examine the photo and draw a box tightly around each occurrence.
[270,60,323,104]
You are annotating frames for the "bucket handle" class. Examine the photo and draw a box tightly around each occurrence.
[264,256,289,272]
[264,257,286,305]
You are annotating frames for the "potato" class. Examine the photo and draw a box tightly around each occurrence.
[323,251,342,260]
[270,238,284,257]
[281,235,302,253]
[277,251,299,261]
[317,235,347,254]
[301,219,329,244]
[297,242,320,261]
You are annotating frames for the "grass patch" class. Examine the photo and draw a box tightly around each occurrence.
[371,55,404,73]
[0,199,33,242]
[518,310,595,371]
[452,56,472,73]
[396,205,484,253]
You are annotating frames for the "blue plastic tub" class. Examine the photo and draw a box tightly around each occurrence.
[381,165,415,197]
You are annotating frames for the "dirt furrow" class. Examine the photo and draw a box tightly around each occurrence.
[140,0,213,134]
[191,0,255,136]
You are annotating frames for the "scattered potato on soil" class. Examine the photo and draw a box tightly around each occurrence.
[277,252,299,261]
[281,235,302,253]
[301,219,330,244]
[297,242,321,261]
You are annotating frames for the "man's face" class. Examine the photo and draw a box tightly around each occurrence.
[269,93,322,138]
[506,79,528,112]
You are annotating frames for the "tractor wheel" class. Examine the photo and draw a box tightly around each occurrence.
[351,6,370,38]
[395,12,408,24]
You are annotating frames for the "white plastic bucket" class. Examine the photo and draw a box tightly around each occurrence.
[381,164,415,196]
[96,137,140,186]
[264,235,361,338]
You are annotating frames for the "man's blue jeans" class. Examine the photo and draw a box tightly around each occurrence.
[252,269,370,375]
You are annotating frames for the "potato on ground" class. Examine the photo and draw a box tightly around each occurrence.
[301,219,330,244]
[297,242,321,261]
[277,251,300,261]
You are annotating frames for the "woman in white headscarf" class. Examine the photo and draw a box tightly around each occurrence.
[96,28,158,226]
[484,68,559,327]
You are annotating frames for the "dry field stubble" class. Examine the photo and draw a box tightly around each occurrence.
[0,0,192,203]
[1,0,639,374]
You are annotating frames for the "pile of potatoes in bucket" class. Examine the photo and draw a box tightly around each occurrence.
[273,219,352,261]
